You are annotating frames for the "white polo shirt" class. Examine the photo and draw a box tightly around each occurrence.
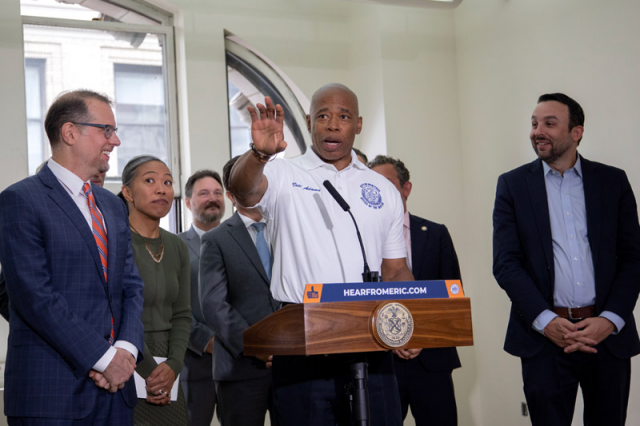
[257,148,406,303]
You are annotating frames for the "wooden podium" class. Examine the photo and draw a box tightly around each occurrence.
[243,296,473,357]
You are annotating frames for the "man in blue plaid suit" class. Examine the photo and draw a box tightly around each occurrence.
[0,90,144,425]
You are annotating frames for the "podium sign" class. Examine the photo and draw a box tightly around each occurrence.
[243,281,473,357]
[303,280,464,303]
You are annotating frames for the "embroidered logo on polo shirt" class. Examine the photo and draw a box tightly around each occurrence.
[360,183,384,209]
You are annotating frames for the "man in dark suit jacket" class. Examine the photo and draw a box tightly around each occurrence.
[493,93,640,426]
[0,90,144,424]
[371,155,462,426]
[199,156,279,426]
[178,169,225,426]
[0,271,8,321]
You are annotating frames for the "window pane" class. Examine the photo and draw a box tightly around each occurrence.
[114,63,168,175]
[226,64,303,159]
[23,23,168,178]
[24,58,46,175]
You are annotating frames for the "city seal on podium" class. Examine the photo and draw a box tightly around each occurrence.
[373,302,414,348]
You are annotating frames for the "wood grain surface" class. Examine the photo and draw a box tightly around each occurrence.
[243,298,473,356]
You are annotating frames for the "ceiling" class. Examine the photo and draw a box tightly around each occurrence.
[342,0,463,9]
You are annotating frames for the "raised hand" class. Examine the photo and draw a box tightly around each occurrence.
[248,96,287,156]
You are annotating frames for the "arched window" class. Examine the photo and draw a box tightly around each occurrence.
[225,32,310,159]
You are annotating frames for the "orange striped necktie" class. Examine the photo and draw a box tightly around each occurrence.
[83,183,114,344]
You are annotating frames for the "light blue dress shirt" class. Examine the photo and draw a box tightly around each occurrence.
[532,156,624,334]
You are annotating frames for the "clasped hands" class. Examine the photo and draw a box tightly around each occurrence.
[144,362,176,406]
[393,348,422,360]
[255,354,273,369]
[544,316,615,354]
[88,347,136,393]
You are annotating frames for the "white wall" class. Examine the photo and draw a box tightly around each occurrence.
[0,0,27,372]
[455,0,640,425]
[0,1,28,190]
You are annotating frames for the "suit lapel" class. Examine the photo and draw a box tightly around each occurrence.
[581,156,602,267]
[185,226,201,261]
[226,213,270,285]
[40,167,105,285]
[409,214,427,270]
[526,160,554,276]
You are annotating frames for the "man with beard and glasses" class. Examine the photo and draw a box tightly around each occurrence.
[178,169,225,426]
[493,93,640,426]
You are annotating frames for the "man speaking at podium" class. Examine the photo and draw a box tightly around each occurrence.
[229,83,414,425]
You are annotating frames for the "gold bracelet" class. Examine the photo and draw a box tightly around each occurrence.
[250,142,273,163]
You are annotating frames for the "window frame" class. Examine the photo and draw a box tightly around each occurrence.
[20,11,182,196]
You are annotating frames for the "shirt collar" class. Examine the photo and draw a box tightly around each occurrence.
[404,210,410,229]
[299,147,365,172]
[48,158,89,196]
[191,224,206,238]
[238,211,266,230]
[542,153,582,178]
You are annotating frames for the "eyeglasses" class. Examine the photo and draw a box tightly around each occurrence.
[73,122,118,139]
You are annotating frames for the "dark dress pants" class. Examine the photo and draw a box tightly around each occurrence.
[215,374,273,426]
[521,340,630,426]
[394,356,457,426]
[8,387,133,426]
[272,351,402,426]
[180,350,217,426]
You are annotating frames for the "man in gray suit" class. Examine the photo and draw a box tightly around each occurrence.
[179,169,225,426]
[200,156,279,426]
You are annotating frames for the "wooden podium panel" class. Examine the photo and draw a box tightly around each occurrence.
[243,297,473,357]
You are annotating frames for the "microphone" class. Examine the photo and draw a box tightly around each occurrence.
[323,180,351,212]
[322,180,380,282]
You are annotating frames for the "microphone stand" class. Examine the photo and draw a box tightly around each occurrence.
[322,180,375,426]
[347,265,376,426]
[345,209,380,283]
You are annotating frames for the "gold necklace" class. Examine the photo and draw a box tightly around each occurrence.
[130,224,164,263]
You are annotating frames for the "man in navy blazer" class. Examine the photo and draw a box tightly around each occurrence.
[0,90,145,425]
[371,155,462,426]
[493,93,640,426]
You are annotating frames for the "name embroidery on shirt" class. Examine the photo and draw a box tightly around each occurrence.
[360,183,384,209]
[292,182,321,192]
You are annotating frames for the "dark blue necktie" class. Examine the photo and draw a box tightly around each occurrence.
[251,222,272,280]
